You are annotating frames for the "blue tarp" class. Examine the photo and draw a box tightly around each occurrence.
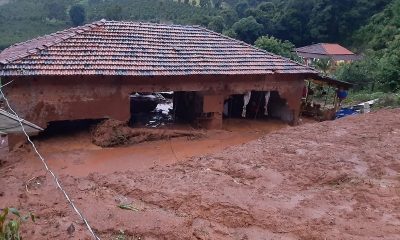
[335,108,358,119]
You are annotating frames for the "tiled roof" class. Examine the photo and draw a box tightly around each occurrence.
[0,20,316,76]
[296,52,362,61]
[296,43,354,56]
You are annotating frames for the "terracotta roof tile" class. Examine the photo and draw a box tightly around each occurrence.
[296,43,354,56]
[323,44,354,55]
[0,20,316,76]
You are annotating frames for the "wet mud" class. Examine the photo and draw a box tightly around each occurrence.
[1,111,400,239]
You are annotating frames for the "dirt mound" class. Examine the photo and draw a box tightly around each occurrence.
[91,119,204,147]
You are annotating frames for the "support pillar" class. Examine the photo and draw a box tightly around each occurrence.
[279,81,304,126]
[196,94,223,129]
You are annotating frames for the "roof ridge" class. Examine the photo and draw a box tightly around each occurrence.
[103,20,196,29]
[0,20,106,64]
[195,26,316,73]
[297,43,348,48]
[320,43,330,53]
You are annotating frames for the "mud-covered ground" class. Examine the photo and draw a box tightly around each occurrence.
[1,110,400,240]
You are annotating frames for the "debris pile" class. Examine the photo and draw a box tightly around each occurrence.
[92,119,204,147]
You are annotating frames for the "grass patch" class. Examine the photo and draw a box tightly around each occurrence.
[117,203,140,212]
[113,230,142,240]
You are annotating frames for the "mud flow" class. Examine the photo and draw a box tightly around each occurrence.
[1,109,400,240]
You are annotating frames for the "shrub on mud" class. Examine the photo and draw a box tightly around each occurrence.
[0,208,34,240]
[373,93,400,109]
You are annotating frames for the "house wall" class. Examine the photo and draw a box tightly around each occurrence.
[2,74,306,146]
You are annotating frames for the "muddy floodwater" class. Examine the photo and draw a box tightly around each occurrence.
[12,119,287,177]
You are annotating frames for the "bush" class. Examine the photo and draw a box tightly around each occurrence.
[0,208,35,240]
[373,93,400,109]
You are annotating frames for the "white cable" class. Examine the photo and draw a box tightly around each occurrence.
[0,80,14,88]
[0,87,100,240]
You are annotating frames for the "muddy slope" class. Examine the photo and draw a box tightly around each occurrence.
[1,109,400,239]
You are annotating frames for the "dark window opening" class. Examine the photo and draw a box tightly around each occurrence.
[129,92,174,128]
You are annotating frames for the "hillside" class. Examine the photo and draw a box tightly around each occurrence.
[355,0,400,52]
[0,0,215,50]
[335,0,400,92]
[0,0,392,50]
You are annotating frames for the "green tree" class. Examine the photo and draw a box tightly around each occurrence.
[235,0,249,18]
[231,16,263,43]
[208,16,225,33]
[199,0,211,8]
[222,28,237,39]
[257,2,276,15]
[311,58,332,75]
[214,0,223,9]
[335,55,378,91]
[220,8,238,27]
[69,5,86,26]
[254,35,296,59]
[245,3,277,35]
[275,0,313,46]
[376,37,400,91]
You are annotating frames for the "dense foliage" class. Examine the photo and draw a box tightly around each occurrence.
[0,0,216,49]
[254,35,296,59]
[216,0,390,46]
[69,5,86,26]
[0,0,392,49]
[336,0,400,92]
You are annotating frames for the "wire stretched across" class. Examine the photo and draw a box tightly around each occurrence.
[0,85,100,240]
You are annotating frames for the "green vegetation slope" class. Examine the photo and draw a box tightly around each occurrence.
[336,0,400,92]
[0,0,392,50]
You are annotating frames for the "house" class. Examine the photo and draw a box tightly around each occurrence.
[295,43,361,66]
[0,20,322,148]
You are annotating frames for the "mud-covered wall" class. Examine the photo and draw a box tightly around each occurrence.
[2,73,305,128]
[2,76,130,128]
